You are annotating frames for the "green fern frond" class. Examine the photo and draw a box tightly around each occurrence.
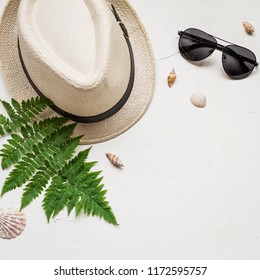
[0,97,51,135]
[1,124,76,195]
[61,149,91,179]
[20,169,49,210]
[43,149,117,225]
[0,97,118,225]
[61,157,117,225]
[20,137,81,209]
[47,136,82,172]
[20,97,51,118]
[1,117,67,169]
[43,161,118,225]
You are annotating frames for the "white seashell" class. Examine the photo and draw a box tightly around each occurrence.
[0,207,26,239]
[243,21,254,34]
[190,92,207,108]
[167,68,176,88]
[106,153,124,168]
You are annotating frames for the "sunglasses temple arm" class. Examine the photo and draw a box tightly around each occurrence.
[224,47,258,67]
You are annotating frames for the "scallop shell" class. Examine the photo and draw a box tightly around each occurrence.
[167,68,176,88]
[190,92,207,108]
[106,153,124,168]
[0,207,26,239]
[243,21,254,34]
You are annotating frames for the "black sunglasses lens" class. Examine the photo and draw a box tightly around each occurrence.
[222,45,257,79]
[179,28,217,61]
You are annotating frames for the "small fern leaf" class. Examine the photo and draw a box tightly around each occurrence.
[1,117,67,169]
[0,115,8,136]
[0,127,5,136]
[20,125,29,139]
[0,114,8,136]
[43,157,118,225]
[74,169,101,188]
[1,154,36,196]
[1,134,24,169]
[20,137,81,209]
[61,148,91,179]
[1,100,17,118]
[20,169,50,210]
[1,124,76,196]
[43,177,71,222]
[57,150,92,215]
[11,99,22,114]
[73,168,118,225]
[67,190,81,215]
[0,114,8,125]
[0,97,52,135]
[48,137,82,173]
[42,179,59,222]
[35,136,80,179]
[80,184,118,225]
[20,96,51,117]
[2,118,23,134]
[52,182,71,218]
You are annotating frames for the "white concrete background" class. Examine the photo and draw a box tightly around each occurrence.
[0,0,260,260]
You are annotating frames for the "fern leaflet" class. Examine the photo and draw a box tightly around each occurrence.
[0,117,67,169]
[43,158,118,225]
[20,137,80,209]
[0,97,51,135]
[1,124,76,195]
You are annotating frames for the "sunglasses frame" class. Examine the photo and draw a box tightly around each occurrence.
[178,28,258,79]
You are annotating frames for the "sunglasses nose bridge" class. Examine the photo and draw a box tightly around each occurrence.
[216,43,225,52]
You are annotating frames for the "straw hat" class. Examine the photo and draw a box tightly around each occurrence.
[0,0,155,144]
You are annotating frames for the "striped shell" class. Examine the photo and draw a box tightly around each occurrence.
[0,208,26,239]
[106,153,124,168]
[167,68,176,88]
[243,21,254,34]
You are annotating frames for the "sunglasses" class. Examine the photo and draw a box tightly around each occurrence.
[178,28,258,79]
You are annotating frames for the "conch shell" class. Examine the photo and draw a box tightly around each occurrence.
[243,21,254,34]
[167,68,176,88]
[0,207,26,239]
[106,153,124,168]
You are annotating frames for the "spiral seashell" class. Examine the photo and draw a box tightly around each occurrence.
[0,207,26,239]
[167,68,176,88]
[243,21,254,34]
[106,153,124,168]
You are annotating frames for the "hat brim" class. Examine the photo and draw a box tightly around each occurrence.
[0,0,155,144]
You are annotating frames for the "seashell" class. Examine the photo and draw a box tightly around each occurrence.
[167,68,176,88]
[106,153,124,168]
[243,21,254,34]
[0,207,26,240]
[190,92,207,108]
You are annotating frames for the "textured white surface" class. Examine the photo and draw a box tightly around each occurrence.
[0,0,260,259]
